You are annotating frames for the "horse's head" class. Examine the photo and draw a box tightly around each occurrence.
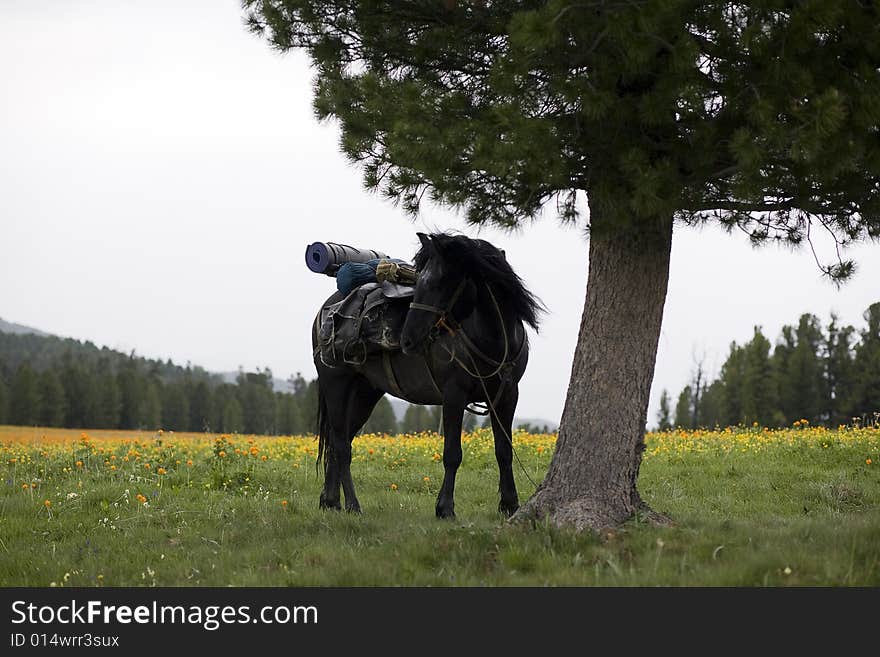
[401,233,477,355]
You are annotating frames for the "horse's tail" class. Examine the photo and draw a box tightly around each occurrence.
[315,383,331,474]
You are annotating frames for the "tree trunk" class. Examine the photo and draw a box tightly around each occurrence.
[514,203,674,531]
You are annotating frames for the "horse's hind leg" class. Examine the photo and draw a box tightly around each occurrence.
[339,378,382,513]
[319,372,382,513]
[490,387,520,516]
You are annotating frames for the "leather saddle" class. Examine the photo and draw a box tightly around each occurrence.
[318,281,414,366]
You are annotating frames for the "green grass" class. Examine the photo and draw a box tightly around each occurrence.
[1,429,878,586]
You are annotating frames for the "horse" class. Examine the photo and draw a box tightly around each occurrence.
[311,232,542,519]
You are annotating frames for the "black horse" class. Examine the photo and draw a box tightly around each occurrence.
[312,232,542,518]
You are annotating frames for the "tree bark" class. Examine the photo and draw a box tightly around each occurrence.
[514,202,674,531]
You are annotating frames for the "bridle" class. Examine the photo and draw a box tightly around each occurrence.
[407,278,469,338]
[407,276,524,380]
[406,270,538,490]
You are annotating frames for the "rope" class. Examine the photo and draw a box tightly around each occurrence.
[441,283,539,492]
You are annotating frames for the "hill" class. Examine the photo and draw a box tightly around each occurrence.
[0,317,48,337]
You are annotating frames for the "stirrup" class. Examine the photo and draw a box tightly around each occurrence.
[465,402,490,416]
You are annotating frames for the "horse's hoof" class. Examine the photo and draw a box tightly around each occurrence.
[435,506,456,520]
[345,502,362,514]
[498,500,519,517]
[319,495,342,511]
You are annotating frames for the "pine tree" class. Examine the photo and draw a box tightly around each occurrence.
[222,397,244,434]
[162,383,190,432]
[825,314,856,426]
[401,404,437,433]
[246,2,880,529]
[740,328,780,427]
[95,372,121,429]
[656,389,672,431]
[140,381,162,430]
[718,343,746,426]
[673,386,693,429]
[699,380,724,428]
[37,369,66,427]
[11,364,41,426]
[851,303,880,422]
[361,396,398,435]
[189,381,213,433]
[0,377,8,424]
[776,315,824,424]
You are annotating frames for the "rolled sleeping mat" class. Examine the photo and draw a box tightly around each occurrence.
[305,242,388,275]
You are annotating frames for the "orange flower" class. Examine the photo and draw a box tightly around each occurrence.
[157,467,166,475]
[390,483,398,491]
[867,458,873,465]
[218,451,226,458]
[43,499,51,508]
[135,494,147,504]
[75,460,83,468]
[281,500,289,508]
[186,459,193,467]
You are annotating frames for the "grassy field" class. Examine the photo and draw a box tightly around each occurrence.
[1,423,878,586]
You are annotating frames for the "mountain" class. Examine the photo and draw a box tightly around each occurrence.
[219,371,297,394]
[0,317,48,337]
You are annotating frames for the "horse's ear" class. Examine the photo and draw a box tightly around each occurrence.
[417,232,432,249]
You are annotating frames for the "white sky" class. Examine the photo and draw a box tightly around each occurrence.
[2,0,878,425]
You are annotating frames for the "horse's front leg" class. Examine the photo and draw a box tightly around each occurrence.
[490,386,520,517]
[436,399,465,519]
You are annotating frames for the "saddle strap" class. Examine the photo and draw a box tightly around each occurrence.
[382,351,404,399]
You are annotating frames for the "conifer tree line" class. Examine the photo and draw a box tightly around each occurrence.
[0,331,443,435]
[657,302,880,430]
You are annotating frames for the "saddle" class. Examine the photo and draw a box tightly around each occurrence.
[317,281,414,366]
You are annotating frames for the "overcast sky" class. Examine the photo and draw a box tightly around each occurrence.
[2,0,878,425]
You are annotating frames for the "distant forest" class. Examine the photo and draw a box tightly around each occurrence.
[659,302,880,430]
[0,331,468,435]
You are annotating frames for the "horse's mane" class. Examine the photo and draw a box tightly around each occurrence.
[414,233,543,331]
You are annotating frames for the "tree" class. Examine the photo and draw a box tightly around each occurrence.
[401,404,432,433]
[673,385,693,429]
[238,369,276,434]
[655,388,671,430]
[740,328,780,426]
[10,364,41,426]
[698,380,724,428]
[95,371,121,429]
[162,383,190,432]
[222,397,244,434]
[0,377,8,424]
[275,392,303,435]
[851,303,880,422]
[245,2,880,529]
[775,314,824,424]
[189,380,214,432]
[140,381,162,430]
[825,314,856,425]
[361,396,398,434]
[38,369,67,427]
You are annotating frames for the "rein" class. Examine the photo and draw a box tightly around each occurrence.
[409,278,538,490]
